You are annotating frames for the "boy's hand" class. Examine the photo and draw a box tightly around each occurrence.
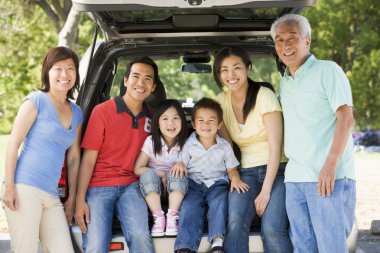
[230,178,249,193]
[254,190,270,217]
[170,162,188,178]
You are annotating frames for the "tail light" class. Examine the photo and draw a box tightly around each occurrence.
[109,242,124,251]
[58,158,68,203]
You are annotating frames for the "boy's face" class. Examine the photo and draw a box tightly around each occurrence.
[124,63,156,102]
[192,108,222,140]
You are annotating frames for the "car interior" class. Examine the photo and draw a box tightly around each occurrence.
[72,46,283,237]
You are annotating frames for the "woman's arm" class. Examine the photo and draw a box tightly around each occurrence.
[218,123,233,146]
[254,111,283,216]
[3,100,37,211]
[64,124,82,225]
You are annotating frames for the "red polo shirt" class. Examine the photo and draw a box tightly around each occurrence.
[81,96,152,187]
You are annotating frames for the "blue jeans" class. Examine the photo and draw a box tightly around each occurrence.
[82,182,154,253]
[139,169,188,196]
[225,163,292,253]
[286,178,356,253]
[174,179,229,252]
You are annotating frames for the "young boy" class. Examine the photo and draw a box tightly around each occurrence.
[174,97,249,253]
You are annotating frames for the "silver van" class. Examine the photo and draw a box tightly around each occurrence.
[66,1,357,252]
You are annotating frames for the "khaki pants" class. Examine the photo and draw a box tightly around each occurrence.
[2,184,74,253]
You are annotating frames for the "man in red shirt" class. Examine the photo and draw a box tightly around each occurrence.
[75,56,158,253]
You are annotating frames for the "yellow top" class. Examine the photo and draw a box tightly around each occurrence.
[216,86,288,168]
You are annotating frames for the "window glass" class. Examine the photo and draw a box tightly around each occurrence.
[110,54,280,101]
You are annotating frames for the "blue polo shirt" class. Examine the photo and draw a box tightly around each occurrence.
[279,55,355,183]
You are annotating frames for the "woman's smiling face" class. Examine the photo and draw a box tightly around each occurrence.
[219,54,251,92]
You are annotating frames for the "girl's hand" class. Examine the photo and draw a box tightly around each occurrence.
[230,178,249,193]
[254,190,271,217]
[2,184,19,211]
[170,162,188,178]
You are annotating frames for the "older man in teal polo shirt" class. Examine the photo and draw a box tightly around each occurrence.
[270,14,356,253]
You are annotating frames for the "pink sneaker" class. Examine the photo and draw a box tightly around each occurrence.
[151,214,165,237]
[165,212,179,236]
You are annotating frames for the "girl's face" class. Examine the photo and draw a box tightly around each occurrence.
[158,106,182,144]
[48,58,76,93]
[219,54,251,92]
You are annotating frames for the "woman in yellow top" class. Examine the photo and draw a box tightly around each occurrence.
[214,46,292,253]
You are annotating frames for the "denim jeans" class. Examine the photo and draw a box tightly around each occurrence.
[139,169,188,196]
[82,182,154,253]
[286,178,356,253]
[225,163,292,253]
[174,179,229,252]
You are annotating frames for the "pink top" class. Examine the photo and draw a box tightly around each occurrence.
[141,136,181,172]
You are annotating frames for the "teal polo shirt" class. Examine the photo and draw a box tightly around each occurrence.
[279,54,355,183]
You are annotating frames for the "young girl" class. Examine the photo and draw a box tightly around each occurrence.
[134,99,188,237]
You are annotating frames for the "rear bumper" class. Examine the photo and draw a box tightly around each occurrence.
[70,219,358,253]
[70,226,264,253]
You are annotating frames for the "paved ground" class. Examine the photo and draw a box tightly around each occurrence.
[0,231,379,253]
[356,230,380,253]
[0,152,379,252]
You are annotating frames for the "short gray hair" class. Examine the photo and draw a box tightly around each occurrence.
[270,14,311,41]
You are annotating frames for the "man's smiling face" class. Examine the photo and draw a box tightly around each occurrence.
[274,22,310,76]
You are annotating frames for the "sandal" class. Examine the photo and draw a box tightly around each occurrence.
[209,246,225,253]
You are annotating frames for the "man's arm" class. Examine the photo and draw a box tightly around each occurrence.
[74,149,98,233]
[318,105,354,197]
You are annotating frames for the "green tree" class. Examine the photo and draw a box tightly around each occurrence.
[304,0,380,130]
[0,3,56,133]
[0,1,92,133]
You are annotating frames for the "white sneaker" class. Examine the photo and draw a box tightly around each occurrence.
[165,213,179,236]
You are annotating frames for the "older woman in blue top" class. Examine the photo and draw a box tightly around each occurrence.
[2,47,83,253]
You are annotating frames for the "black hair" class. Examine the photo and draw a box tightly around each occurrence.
[213,46,274,121]
[124,56,160,84]
[40,46,80,100]
[151,99,187,156]
[192,97,223,124]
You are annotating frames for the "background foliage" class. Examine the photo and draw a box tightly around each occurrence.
[304,0,380,130]
[0,0,379,133]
